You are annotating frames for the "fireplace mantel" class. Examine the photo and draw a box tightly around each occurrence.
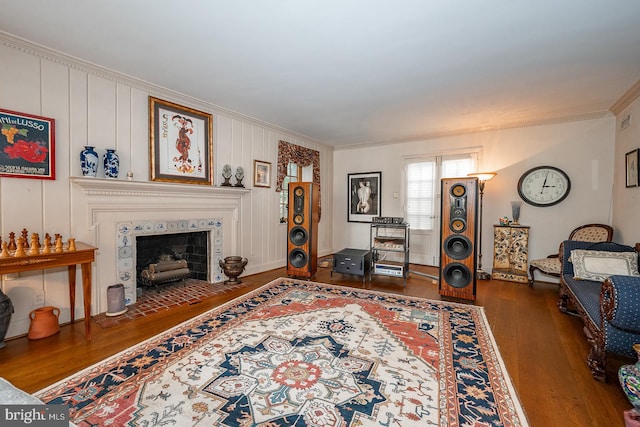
[70,177,246,314]
[71,177,250,199]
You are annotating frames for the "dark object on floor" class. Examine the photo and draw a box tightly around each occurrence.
[0,289,13,348]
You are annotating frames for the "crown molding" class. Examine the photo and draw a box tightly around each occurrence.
[334,111,614,151]
[610,80,640,115]
[0,31,323,148]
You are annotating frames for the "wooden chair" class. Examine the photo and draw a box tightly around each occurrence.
[528,223,613,285]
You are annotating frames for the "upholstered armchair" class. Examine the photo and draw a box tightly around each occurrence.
[528,223,613,285]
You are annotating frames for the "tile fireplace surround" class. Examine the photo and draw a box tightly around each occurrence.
[72,177,248,315]
[117,218,224,305]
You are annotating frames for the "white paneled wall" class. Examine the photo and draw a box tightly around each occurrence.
[0,33,333,339]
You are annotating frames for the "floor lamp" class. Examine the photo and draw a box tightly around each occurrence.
[467,172,497,280]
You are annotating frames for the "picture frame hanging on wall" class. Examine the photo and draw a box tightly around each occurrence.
[253,160,271,188]
[348,171,382,222]
[149,96,213,185]
[0,108,55,180]
[625,148,639,188]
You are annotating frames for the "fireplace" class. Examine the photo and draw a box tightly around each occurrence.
[136,231,208,285]
[116,218,224,305]
[72,177,245,316]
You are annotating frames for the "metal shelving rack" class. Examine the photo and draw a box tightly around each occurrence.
[369,222,410,287]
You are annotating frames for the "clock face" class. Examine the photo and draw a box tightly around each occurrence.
[517,166,571,207]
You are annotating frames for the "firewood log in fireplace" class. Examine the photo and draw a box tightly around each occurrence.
[140,259,190,289]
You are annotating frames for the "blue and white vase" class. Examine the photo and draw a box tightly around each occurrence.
[103,149,120,179]
[80,146,99,177]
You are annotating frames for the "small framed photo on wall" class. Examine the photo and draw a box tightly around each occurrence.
[625,149,639,188]
[253,160,271,188]
[348,171,381,222]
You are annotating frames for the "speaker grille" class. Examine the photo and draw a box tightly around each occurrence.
[289,226,308,246]
[289,248,308,268]
[442,262,472,288]
[443,235,472,260]
[451,183,466,197]
[450,218,466,232]
[293,186,305,214]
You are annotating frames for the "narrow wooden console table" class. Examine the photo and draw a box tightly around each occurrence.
[0,242,97,340]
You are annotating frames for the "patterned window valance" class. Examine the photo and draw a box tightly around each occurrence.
[276,140,321,219]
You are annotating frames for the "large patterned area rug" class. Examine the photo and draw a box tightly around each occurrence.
[36,278,529,426]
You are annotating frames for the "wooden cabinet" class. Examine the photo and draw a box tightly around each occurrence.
[492,225,529,283]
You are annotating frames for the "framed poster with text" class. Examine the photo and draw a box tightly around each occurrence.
[0,108,55,180]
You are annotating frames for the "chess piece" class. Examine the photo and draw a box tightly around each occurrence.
[67,238,76,251]
[0,242,9,258]
[29,234,40,255]
[8,233,16,251]
[14,237,26,257]
[21,229,29,248]
[33,233,41,249]
[54,236,63,253]
[29,240,39,256]
[42,235,51,254]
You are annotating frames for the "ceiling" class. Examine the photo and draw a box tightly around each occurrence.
[1,1,640,147]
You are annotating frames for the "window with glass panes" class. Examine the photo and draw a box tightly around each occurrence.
[279,162,302,223]
[406,155,476,231]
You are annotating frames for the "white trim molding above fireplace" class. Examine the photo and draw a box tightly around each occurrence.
[72,178,248,315]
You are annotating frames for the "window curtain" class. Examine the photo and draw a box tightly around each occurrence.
[276,140,321,219]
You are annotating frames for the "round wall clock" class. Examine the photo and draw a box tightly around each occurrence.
[517,166,571,207]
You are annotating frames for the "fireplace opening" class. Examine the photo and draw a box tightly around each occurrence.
[136,231,209,287]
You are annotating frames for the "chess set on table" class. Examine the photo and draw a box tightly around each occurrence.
[0,228,77,258]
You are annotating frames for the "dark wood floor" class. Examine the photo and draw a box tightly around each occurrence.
[0,263,633,426]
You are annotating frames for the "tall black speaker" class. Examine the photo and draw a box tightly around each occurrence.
[439,177,478,301]
[287,182,319,278]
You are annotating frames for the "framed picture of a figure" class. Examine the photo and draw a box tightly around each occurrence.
[149,96,213,185]
[626,149,639,188]
[348,171,381,222]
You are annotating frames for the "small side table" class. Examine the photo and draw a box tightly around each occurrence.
[491,224,530,283]
[332,248,371,283]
